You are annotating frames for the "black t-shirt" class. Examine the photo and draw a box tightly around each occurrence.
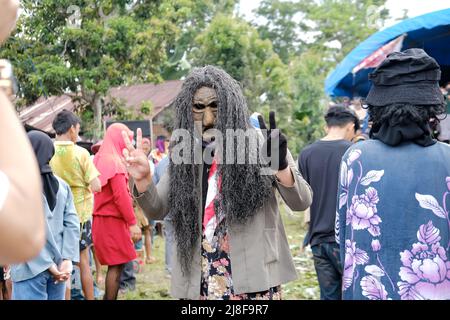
[298,139,352,247]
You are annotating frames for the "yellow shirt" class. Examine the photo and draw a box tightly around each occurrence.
[50,141,100,223]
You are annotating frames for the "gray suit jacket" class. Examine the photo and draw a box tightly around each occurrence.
[135,151,312,299]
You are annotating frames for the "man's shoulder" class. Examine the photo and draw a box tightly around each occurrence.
[435,141,450,152]
[53,141,73,152]
[346,139,381,152]
[300,139,351,155]
[297,144,312,165]
[73,144,91,158]
[421,141,450,159]
[299,141,321,154]
[341,139,387,161]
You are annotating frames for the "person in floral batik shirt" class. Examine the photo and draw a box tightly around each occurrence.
[336,49,450,300]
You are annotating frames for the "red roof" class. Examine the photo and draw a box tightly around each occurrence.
[18,80,183,133]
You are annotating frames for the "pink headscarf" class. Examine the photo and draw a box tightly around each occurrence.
[94,123,133,187]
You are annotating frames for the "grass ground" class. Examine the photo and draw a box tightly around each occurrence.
[116,203,319,300]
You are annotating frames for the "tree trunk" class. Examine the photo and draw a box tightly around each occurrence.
[93,95,103,139]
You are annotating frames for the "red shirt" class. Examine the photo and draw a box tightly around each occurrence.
[93,173,136,226]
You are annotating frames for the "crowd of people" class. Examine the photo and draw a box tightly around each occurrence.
[300,49,450,300]
[1,0,449,301]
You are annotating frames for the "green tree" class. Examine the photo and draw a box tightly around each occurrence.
[253,0,390,153]
[2,0,237,138]
[288,50,330,152]
[3,0,392,152]
[254,0,308,64]
[302,0,389,62]
[256,0,389,63]
[2,1,172,137]
[159,0,239,80]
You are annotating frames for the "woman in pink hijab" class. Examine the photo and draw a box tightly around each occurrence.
[92,123,141,300]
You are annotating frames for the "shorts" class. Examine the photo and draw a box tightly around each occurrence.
[80,220,93,251]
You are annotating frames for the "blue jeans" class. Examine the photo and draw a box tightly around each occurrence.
[70,265,85,300]
[119,261,136,291]
[311,242,342,300]
[13,271,66,300]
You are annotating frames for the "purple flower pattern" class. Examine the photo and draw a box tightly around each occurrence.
[397,221,450,300]
[340,149,450,300]
[343,240,369,290]
[347,187,382,236]
[360,275,388,300]
[340,149,387,298]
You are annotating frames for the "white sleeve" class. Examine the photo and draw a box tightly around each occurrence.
[148,160,155,175]
[0,170,10,212]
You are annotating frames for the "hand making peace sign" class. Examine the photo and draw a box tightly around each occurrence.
[122,128,152,192]
[257,111,289,171]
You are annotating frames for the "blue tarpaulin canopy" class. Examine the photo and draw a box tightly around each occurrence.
[325,8,450,98]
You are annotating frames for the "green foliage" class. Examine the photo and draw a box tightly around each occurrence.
[3,0,391,150]
[301,0,389,62]
[254,0,390,154]
[159,0,239,80]
[79,107,96,140]
[140,101,153,116]
[2,0,239,137]
[255,0,308,63]
[289,51,328,152]
[256,0,389,62]
[103,97,145,121]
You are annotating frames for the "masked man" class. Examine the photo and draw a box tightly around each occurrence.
[122,66,312,300]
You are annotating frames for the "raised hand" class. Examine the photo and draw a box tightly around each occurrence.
[257,111,288,171]
[122,128,152,192]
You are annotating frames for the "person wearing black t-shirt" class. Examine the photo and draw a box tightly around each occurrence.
[298,105,360,300]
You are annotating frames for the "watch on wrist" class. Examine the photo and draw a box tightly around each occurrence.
[0,59,16,98]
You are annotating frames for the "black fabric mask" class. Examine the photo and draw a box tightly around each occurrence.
[28,131,59,211]
[370,119,436,147]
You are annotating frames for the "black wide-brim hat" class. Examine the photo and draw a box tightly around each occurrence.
[365,48,445,107]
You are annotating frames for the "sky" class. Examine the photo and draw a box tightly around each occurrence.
[239,0,450,27]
